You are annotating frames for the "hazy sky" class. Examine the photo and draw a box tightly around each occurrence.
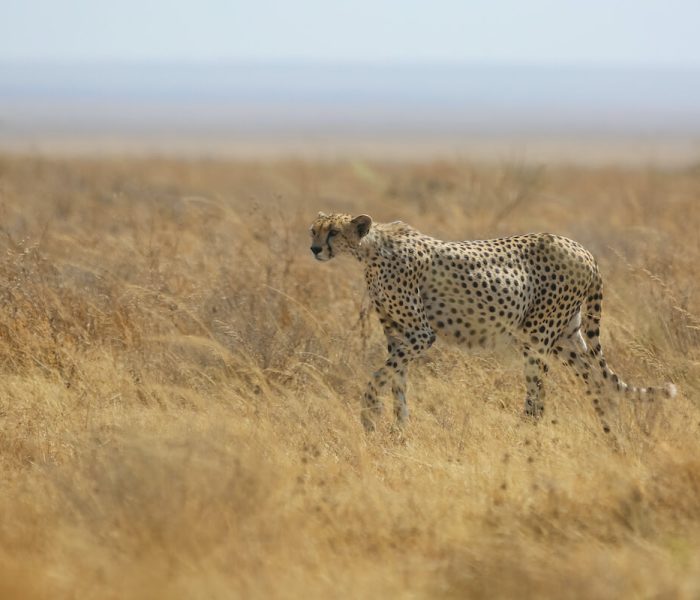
[2,0,700,66]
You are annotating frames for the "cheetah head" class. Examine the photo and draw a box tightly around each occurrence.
[309,212,372,261]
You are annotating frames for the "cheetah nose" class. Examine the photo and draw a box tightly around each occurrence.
[310,246,322,256]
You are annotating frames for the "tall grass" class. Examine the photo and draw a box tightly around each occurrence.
[0,155,698,598]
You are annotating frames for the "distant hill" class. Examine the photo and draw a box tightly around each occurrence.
[1,62,700,137]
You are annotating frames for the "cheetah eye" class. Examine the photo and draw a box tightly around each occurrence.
[328,229,339,237]
[311,228,317,236]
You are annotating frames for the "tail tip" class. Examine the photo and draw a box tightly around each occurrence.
[665,383,678,398]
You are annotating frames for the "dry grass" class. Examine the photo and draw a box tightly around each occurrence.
[0,154,699,598]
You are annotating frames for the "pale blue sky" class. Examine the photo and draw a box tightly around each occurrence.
[2,0,700,66]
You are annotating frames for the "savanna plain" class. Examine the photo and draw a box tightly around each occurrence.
[0,153,699,599]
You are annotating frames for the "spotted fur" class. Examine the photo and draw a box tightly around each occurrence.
[310,212,677,433]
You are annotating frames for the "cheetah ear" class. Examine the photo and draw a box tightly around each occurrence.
[317,211,327,218]
[351,214,372,238]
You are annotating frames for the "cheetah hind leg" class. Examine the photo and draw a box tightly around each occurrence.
[555,330,615,436]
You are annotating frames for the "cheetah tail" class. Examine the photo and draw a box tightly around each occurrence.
[583,275,677,401]
[600,362,678,401]
[619,378,678,401]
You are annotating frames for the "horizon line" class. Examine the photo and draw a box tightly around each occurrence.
[2,58,700,71]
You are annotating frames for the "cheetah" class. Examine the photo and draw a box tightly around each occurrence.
[309,212,677,433]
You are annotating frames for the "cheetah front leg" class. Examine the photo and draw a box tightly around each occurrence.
[391,367,408,423]
[523,349,548,418]
[361,328,435,432]
[386,334,409,423]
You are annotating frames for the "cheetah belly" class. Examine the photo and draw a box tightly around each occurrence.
[421,265,529,351]
[422,295,511,350]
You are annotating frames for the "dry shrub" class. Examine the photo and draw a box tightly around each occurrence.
[0,154,698,598]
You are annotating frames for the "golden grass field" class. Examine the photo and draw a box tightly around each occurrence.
[0,153,699,598]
